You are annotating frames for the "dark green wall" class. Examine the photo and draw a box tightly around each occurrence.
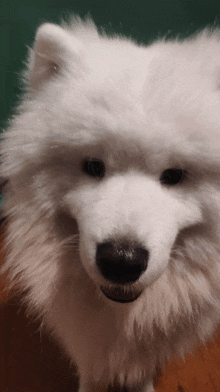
[1,0,220,129]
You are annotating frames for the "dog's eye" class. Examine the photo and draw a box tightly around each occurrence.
[160,169,186,185]
[82,159,105,179]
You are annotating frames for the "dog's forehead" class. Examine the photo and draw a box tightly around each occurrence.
[82,38,220,127]
[84,37,220,164]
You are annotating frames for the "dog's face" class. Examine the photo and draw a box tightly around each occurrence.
[2,21,220,322]
[63,145,202,303]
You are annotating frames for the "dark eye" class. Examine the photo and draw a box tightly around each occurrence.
[83,159,105,179]
[160,168,186,185]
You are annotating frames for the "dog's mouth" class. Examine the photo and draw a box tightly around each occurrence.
[100,286,142,303]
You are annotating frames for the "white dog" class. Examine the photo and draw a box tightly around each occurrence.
[2,16,220,392]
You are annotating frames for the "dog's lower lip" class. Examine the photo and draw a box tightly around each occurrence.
[100,286,142,303]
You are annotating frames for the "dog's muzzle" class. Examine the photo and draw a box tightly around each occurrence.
[96,240,148,303]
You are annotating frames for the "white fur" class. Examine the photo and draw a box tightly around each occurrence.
[2,16,220,391]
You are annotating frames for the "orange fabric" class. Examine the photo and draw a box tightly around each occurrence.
[155,330,220,391]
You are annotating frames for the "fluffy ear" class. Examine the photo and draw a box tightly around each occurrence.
[29,23,82,92]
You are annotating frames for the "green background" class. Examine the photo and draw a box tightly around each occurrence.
[1,0,220,129]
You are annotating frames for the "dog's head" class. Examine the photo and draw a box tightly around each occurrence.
[2,19,220,334]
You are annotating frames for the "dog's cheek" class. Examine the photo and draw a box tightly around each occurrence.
[140,198,203,282]
[77,231,100,281]
[176,198,203,230]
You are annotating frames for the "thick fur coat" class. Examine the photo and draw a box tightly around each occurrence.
[2,17,220,392]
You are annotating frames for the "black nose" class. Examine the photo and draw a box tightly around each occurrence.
[96,240,149,284]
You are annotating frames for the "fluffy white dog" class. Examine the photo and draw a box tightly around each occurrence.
[2,16,220,392]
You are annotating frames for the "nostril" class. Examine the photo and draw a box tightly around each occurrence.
[96,240,149,284]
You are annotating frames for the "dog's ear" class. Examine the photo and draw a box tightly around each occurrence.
[28,23,82,92]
